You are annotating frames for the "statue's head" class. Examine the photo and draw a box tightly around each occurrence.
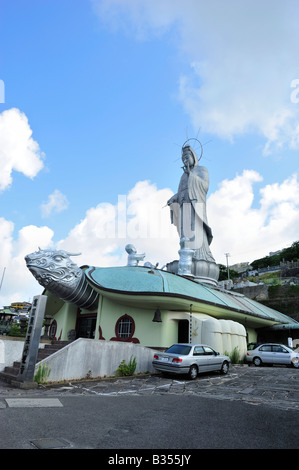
[25,248,83,290]
[181,138,203,169]
[181,145,198,169]
[125,244,137,254]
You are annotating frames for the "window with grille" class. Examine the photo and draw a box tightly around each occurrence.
[111,314,139,343]
[117,315,133,338]
[49,320,57,338]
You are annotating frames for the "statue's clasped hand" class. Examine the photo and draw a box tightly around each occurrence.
[167,195,177,206]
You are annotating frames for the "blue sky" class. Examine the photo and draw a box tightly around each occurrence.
[0,0,299,305]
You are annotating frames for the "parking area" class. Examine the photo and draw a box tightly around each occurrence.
[1,365,298,412]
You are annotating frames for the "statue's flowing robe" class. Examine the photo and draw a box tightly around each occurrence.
[170,164,215,263]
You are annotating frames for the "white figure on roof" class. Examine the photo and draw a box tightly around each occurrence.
[125,244,145,266]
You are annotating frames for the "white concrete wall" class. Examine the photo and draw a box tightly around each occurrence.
[0,337,47,372]
[0,338,24,372]
[34,339,158,383]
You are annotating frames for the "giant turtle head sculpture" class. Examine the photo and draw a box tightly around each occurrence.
[25,248,98,310]
[25,248,82,290]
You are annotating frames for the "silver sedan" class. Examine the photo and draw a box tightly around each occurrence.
[246,343,299,368]
[152,343,231,379]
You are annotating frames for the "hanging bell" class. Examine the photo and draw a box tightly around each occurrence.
[152,308,162,322]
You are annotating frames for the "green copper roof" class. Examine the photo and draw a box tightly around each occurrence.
[85,266,298,326]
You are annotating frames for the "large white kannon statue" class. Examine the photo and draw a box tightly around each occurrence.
[166,140,219,285]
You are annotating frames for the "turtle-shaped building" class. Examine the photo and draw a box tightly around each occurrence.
[25,247,298,359]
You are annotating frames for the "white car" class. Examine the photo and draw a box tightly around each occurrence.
[246,343,299,368]
[152,343,231,379]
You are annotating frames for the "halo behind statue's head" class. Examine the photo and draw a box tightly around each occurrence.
[182,138,203,165]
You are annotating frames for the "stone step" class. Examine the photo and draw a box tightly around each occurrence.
[2,365,19,376]
[0,340,71,385]
[36,348,60,361]
[0,371,19,384]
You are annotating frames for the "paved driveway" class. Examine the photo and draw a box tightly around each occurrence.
[1,365,298,411]
[0,365,298,449]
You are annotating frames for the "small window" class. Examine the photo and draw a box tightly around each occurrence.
[110,314,139,343]
[114,314,135,340]
[247,343,258,350]
[49,319,57,338]
[273,345,288,353]
[204,346,215,355]
[259,345,272,352]
[193,346,205,356]
[166,345,191,355]
[118,316,133,338]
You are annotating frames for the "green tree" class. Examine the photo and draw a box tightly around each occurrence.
[218,264,239,281]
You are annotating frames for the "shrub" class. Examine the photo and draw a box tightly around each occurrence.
[8,323,26,337]
[116,355,137,376]
[34,363,51,383]
[225,346,241,364]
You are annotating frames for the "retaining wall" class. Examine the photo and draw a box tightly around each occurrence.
[0,336,48,372]
[34,339,158,383]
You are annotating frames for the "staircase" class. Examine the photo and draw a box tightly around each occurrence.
[0,340,70,385]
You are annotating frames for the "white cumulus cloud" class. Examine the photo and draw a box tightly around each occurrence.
[41,189,69,218]
[208,171,299,264]
[0,108,44,191]
[0,222,54,306]
[92,0,299,153]
[58,180,178,267]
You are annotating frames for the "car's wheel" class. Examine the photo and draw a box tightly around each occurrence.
[291,358,299,368]
[221,361,229,374]
[253,356,262,367]
[188,364,198,380]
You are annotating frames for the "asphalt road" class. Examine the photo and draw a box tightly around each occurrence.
[0,365,298,451]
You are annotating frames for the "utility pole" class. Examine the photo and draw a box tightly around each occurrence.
[189,304,193,344]
[0,267,6,294]
[225,253,230,280]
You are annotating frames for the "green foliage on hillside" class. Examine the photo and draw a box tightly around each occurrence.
[218,264,239,281]
[250,241,299,270]
[268,284,299,298]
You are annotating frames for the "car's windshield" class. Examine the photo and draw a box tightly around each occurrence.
[165,345,191,355]
[247,343,258,350]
